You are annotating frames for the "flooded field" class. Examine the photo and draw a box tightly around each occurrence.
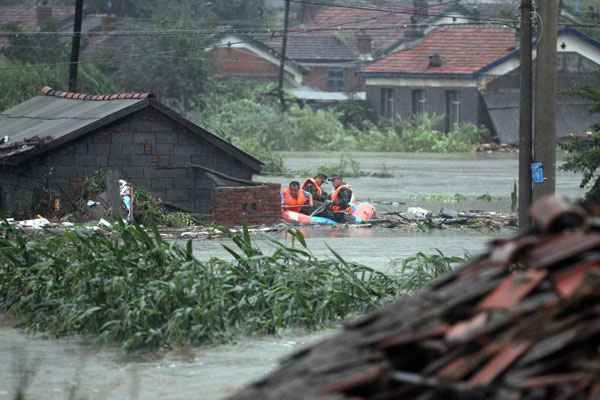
[0,153,583,400]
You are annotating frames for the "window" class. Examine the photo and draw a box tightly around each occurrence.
[412,89,426,116]
[445,90,461,132]
[380,88,395,119]
[328,68,345,91]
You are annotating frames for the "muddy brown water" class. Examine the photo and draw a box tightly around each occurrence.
[0,153,582,400]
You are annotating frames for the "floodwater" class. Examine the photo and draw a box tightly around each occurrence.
[0,153,583,400]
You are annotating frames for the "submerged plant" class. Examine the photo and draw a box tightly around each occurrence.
[390,250,464,292]
[0,223,400,351]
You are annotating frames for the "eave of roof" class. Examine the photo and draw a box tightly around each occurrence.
[362,71,478,80]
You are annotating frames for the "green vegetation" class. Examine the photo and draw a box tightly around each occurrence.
[389,250,464,293]
[296,153,392,178]
[561,132,600,202]
[0,223,401,350]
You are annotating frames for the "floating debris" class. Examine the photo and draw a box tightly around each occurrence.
[229,196,600,400]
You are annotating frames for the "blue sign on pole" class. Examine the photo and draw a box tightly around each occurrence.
[531,162,544,184]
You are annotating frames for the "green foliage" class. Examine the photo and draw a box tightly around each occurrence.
[356,115,488,153]
[0,224,400,350]
[560,132,600,201]
[391,250,463,292]
[0,60,116,111]
[298,153,367,178]
[199,87,486,165]
[2,21,67,64]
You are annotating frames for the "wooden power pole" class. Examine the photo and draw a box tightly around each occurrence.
[518,0,534,231]
[68,0,84,92]
[278,0,291,111]
[533,0,560,201]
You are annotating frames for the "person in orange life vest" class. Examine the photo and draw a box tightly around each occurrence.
[281,181,313,213]
[301,173,329,203]
[325,176,354,222]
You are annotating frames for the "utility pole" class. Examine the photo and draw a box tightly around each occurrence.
[278,0,291,111]
[533,0,560,201]
[518,0,533,231]
[68,0,84,92]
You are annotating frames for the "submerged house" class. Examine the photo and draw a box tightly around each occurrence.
[363,25,600,141]
[0,87,278,222]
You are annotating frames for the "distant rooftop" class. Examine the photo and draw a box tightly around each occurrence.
[364,25,516,76]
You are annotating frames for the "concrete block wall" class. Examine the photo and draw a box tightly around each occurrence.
[368,85,481,130]
[212,184,281,226]
[1,107,257,216]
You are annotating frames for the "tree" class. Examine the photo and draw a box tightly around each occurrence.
[2,21,68,64]
[560,87,600,202]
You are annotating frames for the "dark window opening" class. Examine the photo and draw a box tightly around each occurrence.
[445,90,461,132]
[412,89,426,116]
[380,88,395,119]
[328,68,345,91]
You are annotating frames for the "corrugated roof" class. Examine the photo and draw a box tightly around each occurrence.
[364,25,516,75]
[0,91,147,146]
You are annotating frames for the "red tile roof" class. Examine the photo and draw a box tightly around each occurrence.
[364,25,517,75]
[41,86,154,101]
[0,6,73,30]
[299,2,447,53]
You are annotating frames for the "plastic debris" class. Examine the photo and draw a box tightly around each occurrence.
[17,217,50,229]
[406,206,432,220]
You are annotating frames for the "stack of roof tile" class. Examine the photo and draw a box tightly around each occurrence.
[230,196,600,400]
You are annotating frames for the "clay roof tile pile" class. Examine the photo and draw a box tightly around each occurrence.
[365,25,517,75]
[230,196,600,400]
[40,86,153,101]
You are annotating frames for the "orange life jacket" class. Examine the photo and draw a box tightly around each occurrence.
[282,188,308,213]
[330,185,353,214]
[302,178,322,197]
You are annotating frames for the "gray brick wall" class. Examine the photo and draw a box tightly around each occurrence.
[0,107,257,217]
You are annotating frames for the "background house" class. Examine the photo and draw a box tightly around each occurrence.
[362,25,517,132]
[0,87,266,219]
[482,27,600,144]
[362,25,600,142]
[210,32,363,103]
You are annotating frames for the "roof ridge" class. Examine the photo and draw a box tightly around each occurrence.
[41,86,154,101]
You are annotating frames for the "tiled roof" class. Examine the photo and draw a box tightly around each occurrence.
[300,2,448,53]
[259,33,355,62]
[0,6,73,29]
[41,86,153,100]
[364,25,516,75]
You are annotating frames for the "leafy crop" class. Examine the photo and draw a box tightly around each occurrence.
[0,223,400,351]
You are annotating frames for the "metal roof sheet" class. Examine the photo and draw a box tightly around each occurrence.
[0,95,144,144]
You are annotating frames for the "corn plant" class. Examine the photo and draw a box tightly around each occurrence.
[390,250,464,292]
[0,223,400,351]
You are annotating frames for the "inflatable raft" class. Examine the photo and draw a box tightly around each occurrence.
[282,203,376,225]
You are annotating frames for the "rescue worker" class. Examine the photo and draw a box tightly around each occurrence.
[281,181,313,213]
[301,173,328,203]
[326,176,354,223]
